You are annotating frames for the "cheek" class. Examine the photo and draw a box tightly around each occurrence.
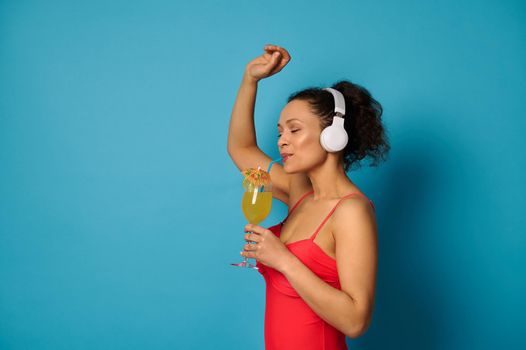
[293,135,325,165]
[297,132,321,151]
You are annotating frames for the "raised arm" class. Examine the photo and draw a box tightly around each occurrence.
[227,45,293,204]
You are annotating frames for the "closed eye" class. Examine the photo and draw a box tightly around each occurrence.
[277,129,300,138]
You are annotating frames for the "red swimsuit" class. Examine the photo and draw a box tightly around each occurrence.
[256,190,375,350]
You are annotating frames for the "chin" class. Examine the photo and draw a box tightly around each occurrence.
[282,162,295,174]
[283,162,304,174]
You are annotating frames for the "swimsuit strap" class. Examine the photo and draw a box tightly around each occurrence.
[281,190,315,224]
[310,192,374,241]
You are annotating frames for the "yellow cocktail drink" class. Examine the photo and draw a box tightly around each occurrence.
[241,191,272,224]
[232,166,272,269]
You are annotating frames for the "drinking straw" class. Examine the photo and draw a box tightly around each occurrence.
[261,157,282,192]
[251,166,261,204]
[267,157,282,173]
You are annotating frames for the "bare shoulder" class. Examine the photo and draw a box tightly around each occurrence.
[331,194,377,240]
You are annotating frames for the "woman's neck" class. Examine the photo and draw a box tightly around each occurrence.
[306,157,356,201]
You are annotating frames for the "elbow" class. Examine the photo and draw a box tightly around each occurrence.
[345,320,372,339]
[345,322,367,339]
[227,143,243,158]
[344,314,372,339]
[227,137,238,155]
[227,144,238,159]
[343,297,374,339]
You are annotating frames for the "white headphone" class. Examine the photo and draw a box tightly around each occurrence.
[320,88,348,152]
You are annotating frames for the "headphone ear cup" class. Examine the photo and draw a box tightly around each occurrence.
[320,127,332,152]
[320,125,348,152]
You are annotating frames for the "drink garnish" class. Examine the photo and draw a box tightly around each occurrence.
[241,167,271,192]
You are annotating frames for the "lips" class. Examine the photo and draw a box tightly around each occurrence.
[280,153,293,161]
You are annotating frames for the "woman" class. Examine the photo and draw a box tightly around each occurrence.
[227,44,390,349]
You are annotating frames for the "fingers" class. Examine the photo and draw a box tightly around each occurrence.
[265,48,283,63]
[243,242,259,251]
[240,250,256,258]
[265,51,281,71]
[244,232,262,243]
[244,224,268,242]
[262,44,291,77]
[263,45,283,61]
[244,224,266,234]
[263,44,283,53]
[264,44,291,62]
[240,238,259,258]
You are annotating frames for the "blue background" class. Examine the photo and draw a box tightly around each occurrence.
[1,0,525,349]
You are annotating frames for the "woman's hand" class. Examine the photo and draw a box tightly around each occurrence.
[244,44,292,83]
[241,223,295,272]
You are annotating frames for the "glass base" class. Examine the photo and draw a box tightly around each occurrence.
[231,261,259,269]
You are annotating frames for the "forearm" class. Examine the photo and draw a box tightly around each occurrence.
[280,254,366,338]
[227,73,259,152]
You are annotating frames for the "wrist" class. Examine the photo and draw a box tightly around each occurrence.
[279,252,299,275]
[242,71,259,85]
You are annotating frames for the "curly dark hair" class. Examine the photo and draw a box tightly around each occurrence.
[287,80,390,172]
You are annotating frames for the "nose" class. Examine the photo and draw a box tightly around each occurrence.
[277,134,288,149]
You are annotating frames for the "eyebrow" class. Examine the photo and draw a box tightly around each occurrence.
[277,118,302,127]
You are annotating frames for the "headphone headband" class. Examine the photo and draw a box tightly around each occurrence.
[323,88,346,116]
